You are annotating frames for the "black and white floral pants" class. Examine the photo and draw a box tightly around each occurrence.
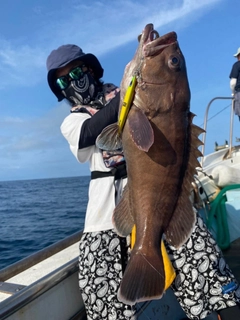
[166,216,240,319]
[79,216,240,320]
[78,229,136,319]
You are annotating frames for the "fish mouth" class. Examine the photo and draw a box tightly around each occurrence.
[138,23,177,57]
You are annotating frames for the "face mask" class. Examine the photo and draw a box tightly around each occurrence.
[62,72,101,106]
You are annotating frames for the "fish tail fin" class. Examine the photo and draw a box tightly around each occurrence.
[96,123,122,150]
[131,227,175,291]
[118,248,165,305]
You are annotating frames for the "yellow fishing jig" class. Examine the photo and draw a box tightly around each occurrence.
[118,76,137,133]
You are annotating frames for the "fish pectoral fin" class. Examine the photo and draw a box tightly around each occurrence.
[112,185,134,236]
[128,106,154,152]
[96,123,122,150]
[131,226,175,290]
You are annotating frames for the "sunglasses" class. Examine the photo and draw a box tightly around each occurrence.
[55,65,87,90]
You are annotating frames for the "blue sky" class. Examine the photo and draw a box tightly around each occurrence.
[0,0,239,181]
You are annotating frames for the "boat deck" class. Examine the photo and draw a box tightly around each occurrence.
[222,237,240,283]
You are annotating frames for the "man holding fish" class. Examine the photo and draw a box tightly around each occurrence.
[46,23,240,320]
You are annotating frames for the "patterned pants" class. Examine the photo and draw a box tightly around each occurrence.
[166,216,240,319]
[79,217,240,320]
[78,229,136,320]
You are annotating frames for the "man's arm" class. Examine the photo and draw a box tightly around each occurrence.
[230,78,237,94]
[79,91,120,149]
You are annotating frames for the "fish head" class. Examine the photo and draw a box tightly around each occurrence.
[96,24,191,152]
[121,23,190,116]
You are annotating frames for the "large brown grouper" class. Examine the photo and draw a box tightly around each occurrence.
[97,23,203,305]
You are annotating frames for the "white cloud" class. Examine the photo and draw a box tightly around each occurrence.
[0,41,46,88]
[0,101,74,180]
[41,0,222,54]
[0,0,222,89]
[0,102,68,155]
[0,0,224,180]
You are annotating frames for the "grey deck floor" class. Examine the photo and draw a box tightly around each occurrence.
[223,237,240,283]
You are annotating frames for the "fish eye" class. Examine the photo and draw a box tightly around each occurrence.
[168,55,181,70]
[171,57,179,64]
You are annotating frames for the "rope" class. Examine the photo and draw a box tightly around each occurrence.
[200,103,231,127]
[206,184,240,250]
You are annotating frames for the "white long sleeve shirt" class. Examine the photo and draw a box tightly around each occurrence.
[61,112,126,232]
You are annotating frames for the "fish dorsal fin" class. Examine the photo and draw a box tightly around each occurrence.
[165,113,203,248]
[112,184,134,236]
[128,106,154,152]
[96,123,122,150]
[192,123,205,136]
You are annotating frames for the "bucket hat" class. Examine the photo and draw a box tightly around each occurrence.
[46,44,104,101]
[233,47,240,57]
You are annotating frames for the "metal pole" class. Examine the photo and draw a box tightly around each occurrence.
[201,97,234,167]
[229,98,235,156]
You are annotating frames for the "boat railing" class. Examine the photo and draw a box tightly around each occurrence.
[0,257,85,319]
[0,231,86,320]
[0,230,83,282]
[200,96,234,167]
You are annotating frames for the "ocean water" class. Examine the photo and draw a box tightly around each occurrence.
[0,176,90,270]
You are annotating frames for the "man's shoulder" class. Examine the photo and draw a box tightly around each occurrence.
[230,61,240,78]
[61,111,90,127]
[232,60,240,68]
